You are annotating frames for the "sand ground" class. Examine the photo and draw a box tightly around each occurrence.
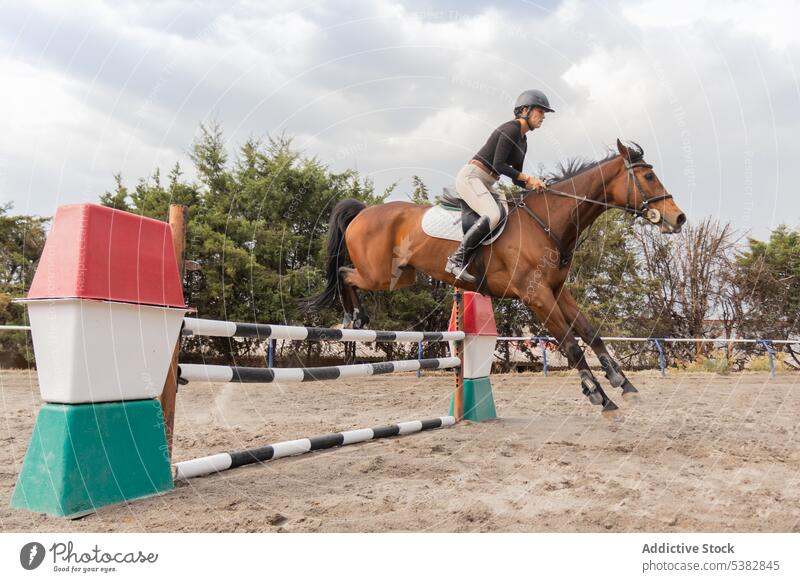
[1,369,798,532]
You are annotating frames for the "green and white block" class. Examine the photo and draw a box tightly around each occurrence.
[11,399,173,518]
[450,377,497,422]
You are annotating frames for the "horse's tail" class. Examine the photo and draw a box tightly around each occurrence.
[301,199,366,311]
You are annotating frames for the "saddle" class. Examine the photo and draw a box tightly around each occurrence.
[420,187,508,244]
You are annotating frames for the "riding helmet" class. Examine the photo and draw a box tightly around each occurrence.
[514,89,555,114]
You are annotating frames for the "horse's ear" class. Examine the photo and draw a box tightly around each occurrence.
[616,138,632,160]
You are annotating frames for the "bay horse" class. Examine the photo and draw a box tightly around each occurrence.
[304,140,686,416]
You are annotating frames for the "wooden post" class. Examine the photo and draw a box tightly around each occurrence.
[160,204,188,459]
[453,289,465,422]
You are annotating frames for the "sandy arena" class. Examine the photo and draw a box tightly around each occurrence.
[1,369,798,532]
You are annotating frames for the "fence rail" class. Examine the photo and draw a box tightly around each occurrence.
[2,325,794,377]
[497,336,794,378]
[499,336,798,344]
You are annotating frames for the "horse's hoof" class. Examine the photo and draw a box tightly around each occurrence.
[621,380,641,402]
[351,309,369,330]
[622,390,642,403]
[601,400,620,418]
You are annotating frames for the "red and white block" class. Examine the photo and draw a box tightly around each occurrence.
[448,291,497,379]
[22,203,187,403]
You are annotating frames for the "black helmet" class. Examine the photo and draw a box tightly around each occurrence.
[514,89,554,115]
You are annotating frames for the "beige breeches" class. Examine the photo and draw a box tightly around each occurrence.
[455,163,506,229]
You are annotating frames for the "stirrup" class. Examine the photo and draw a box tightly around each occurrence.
[445,258,476,284]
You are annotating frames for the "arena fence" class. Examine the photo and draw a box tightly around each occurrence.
[2,325,793,378]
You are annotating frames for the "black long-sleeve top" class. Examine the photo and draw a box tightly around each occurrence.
[472,119,527,187]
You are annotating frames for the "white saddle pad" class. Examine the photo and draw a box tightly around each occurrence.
[421,205,506,245]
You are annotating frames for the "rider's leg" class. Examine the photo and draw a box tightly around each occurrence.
[446,164,501,284]
[455,164,503,228]
[445,215,492,284]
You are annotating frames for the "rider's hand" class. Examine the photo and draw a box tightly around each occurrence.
[526,176,546,191]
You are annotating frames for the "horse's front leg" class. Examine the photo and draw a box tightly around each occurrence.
[556,287,640,401]
[523,289,619,416]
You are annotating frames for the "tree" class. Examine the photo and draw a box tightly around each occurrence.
[734,225,800,340]
[101,123,394,363]
[0,204,48,366]
[409,175,430,205]
[569,210,649,335]
[635,217,737,363]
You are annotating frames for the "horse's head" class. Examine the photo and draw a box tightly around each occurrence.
[607,139,686,234]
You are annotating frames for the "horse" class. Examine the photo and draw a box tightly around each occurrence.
[303,140,686,416]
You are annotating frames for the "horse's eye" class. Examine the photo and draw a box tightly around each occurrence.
[645,172,654,181]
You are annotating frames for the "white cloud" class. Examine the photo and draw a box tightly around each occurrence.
[623,0,800,51]
[381,3,503,50]
[555,0,583,24]
[563,49,647,109]
[0,0,797,237]
[0,59,92,137]
[0,56,185,214]
[382,106,476,157]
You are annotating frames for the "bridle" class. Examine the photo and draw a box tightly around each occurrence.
[509,155,674,266]
[620,157,674,224]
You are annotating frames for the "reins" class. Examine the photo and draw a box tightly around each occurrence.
[507,157,674,267]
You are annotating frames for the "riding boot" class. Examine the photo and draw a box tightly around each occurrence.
[445,215,492,284]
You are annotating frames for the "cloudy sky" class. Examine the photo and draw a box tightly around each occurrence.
[1,0,798,239]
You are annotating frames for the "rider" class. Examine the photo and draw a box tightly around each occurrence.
[445,89,553,284]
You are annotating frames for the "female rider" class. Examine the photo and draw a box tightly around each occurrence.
[445,89,554,284]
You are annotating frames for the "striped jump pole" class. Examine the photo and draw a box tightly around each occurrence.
[183,317,464,343]
[174,416,456,480]
[178,357,461,384]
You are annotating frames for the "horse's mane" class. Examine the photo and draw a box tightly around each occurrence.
[545,142,644,185]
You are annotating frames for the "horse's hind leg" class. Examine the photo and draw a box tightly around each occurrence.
[339,267,370,329]
[557,287,640,401]
[338,204,420,328]
[339,253,417,330]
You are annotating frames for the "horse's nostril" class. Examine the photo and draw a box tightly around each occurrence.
[676,213,687,226]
